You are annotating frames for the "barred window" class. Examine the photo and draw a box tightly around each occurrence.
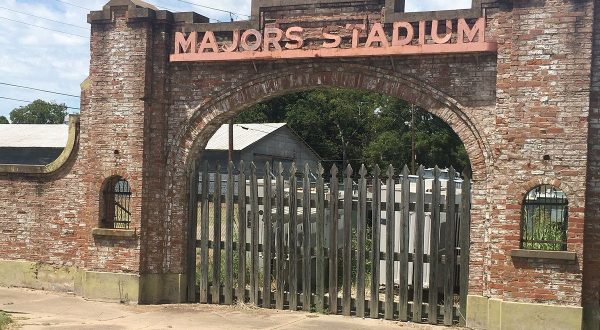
[521,185,568,251]
[102,177,132,229]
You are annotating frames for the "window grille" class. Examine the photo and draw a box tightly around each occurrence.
[103,177,132,229]
[521,185,568,251]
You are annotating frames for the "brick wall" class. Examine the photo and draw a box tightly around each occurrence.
[0,0,597,311]
[584,0,600,323]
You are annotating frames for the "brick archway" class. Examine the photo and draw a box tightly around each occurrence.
[174,63,492,179]
[164,62,494,293]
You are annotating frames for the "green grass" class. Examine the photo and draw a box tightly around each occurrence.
[0,311,13,330]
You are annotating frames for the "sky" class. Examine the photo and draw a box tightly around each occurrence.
[0,0,471,120]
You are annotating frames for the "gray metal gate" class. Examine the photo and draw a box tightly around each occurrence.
[187,161,471,325]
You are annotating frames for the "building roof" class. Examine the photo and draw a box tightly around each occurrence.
[205,123,287,151]
[0,124,69,148]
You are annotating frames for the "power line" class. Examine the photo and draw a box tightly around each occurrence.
[0,6,90,30]
[172,0,249,18]
[0,16,88,38]
[49,0,92,11]
[0,96,80,110]
[154,4,221,23]
[0,82,80,98]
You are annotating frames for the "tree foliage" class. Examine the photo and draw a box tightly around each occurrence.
[0,116,8,124]
[237,88,470,173]
[9,99,68,124]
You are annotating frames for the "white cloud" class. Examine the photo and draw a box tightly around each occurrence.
[0,0,470,119]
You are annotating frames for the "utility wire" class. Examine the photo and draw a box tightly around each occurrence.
[49,0,92,11]
[0,6,90,30]
[172,0,249,18]
[0,82,80,98]
[155,4,221,22]
[0,96,80,110]
[0,16,88,38]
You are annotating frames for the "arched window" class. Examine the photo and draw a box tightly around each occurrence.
[521,185,568,251]
[102,176,132,229]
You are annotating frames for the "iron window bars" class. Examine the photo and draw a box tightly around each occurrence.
[103,177,132,229]
[521,185,568,251]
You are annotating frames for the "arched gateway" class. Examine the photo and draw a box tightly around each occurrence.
[0,0,598,329]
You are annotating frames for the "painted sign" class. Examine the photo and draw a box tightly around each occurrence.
[170,18,496,62]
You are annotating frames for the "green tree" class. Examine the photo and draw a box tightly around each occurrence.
[9,99,68,124]
[239,88,470,173]
[0,116,8,124]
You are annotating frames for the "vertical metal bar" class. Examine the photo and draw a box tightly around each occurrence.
[444,167,457,326]
[212,165,222,304]
[459,167,472,326]
[237,161,247,302]
[303,163,312,311]
[250,163,259,305]
[315,163,326,313]
[275,162,285,310]
[370,165,381,319]
[384,165,395,320]
[328,164,339,315]
[187,161,200,302]
[199,162,210,303]
[289,164,298,311]
[263,162,272,308]
[342,165,353,316]
[413,166,425,322]
[356,165,367,318]
[399,165,411,321]
[428,166,441,324]
[224,161,234,305]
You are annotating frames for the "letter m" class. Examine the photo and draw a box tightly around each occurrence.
[458,18,485,43]
[174,32,197,54]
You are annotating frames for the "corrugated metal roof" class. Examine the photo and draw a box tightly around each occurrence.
[0,124,69,148]
[205,123,287,151]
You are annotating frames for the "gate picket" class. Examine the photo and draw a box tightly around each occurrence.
[212,166,222,304]
[428,167,441,324]
[187,161,199,302]
[224,162,234,305]
[275,163,285,310]
[315,164,326,313]
[250,163,260,305]
[328,165,339,315]
[399,165,411,321]
[262,162,273,308]
[237,161,247,302]
[459,168,472,326]
[288,164,298,311]
[443,167,457,326]
[413,166,425,322]
[342,165,353,316]
[370,165,381,319]
[302,163,312,311]
[356,165,367,318]
[199,161,210,304]
[384,165,395,320]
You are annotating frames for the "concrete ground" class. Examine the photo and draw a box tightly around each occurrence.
[0,287,449,330]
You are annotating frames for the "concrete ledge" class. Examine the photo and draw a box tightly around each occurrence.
[510,249,577,261]
[467,295,582,330]
[92,228,136,238]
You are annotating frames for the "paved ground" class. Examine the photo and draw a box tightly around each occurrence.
[0,287,448,330]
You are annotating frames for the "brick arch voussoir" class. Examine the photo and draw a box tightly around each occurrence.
[173,63,491,184]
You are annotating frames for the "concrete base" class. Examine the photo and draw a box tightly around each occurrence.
[0,260,187,305]
[139,273,187,304]
[467,295,583,330]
